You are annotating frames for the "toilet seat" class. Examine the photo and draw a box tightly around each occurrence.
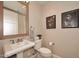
[38,47,52,57]
[38,47,51,53]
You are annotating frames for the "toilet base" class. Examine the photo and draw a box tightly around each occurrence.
[38,53,52,58]
[37,47,52,58]
[30,52,53,58]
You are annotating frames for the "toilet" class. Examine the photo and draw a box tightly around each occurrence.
[34,39,52,57]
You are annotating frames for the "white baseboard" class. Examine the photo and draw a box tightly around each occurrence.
[53,54,61,58]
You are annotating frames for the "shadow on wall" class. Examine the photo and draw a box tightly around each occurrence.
[0,40,4,58]
[0,46,4,58]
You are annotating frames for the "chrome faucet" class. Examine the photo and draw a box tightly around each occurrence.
[16,38,23,43]
[10,40,15,44]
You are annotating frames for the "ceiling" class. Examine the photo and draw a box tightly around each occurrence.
[33,1,51,6]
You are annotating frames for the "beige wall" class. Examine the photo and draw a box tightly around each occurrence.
[41,1,79,58]
[29,2,43,36]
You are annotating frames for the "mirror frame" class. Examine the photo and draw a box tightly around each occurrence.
[0,1,3,40]
[3,1,29,39]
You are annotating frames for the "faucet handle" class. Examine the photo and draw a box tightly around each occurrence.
[16,38,23,43]
[16,39,19,43]
[20,38,23,42]
[10,40,15,44]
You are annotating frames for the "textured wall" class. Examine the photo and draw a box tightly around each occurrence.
[42,1,79,58]
[29,2,43,37]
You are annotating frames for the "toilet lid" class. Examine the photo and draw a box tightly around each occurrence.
[38,47,51,54]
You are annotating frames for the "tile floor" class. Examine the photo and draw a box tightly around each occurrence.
[30,53,53,58]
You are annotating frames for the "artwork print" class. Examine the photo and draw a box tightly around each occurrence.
[62,9,79,28]
[46,15,56,29]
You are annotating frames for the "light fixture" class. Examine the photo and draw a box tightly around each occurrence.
[22,1,29,8]
[24,0,29,3]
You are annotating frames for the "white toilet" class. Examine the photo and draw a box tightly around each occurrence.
[34,39,52,57]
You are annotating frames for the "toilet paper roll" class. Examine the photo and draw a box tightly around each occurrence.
[49,42,53,46]
[49,42,55,46]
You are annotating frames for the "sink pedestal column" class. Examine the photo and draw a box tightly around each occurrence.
[17,52,23,58]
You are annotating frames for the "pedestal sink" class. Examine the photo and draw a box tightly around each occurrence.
[3,39,35,57]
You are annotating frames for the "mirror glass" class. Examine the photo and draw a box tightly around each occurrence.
[3,1,27,35]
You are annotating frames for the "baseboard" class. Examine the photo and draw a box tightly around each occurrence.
[53,54,61,58]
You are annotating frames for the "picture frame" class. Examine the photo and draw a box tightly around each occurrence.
[61,9,79,28]
[46,15,56,29]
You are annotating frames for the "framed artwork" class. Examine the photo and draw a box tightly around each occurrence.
[46,15,56,29]
[61,9,79,28]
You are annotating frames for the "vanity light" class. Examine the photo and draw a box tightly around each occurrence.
[24,0,29,3]
[22,1,29,8]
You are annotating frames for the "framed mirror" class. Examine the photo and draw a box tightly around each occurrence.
[3,1,29,39]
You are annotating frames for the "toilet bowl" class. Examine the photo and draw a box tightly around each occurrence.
[34,39,52,57]
[38,47,52,57]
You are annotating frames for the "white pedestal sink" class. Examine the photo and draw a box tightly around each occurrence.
[17,52,23,58]
[4,40,35,57]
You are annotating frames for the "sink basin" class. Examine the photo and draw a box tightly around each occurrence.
[4,40,35,57]
[17,40,30,46]
[9,40,30,50]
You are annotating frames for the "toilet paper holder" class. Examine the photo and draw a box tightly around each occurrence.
[49,42,55,46]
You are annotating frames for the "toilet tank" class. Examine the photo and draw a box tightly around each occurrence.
[34,40,42,50]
